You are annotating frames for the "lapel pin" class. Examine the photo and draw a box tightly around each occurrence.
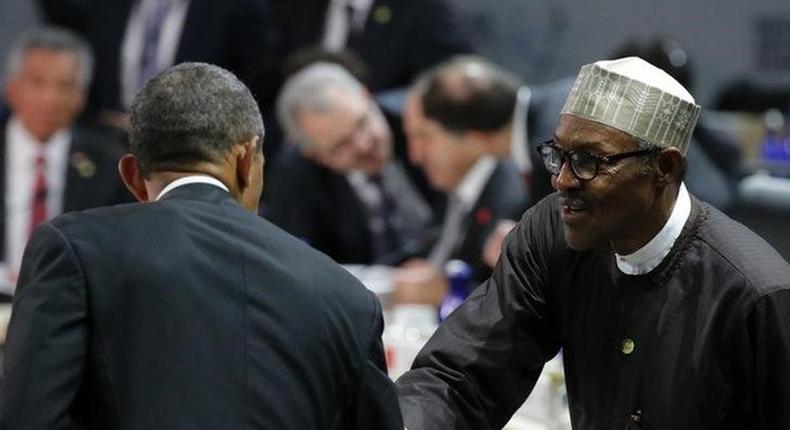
[71,152,97,178]
[475,207,492,226]
[372,5,392,24]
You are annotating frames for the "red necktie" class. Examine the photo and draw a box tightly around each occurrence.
[29,153,48,235]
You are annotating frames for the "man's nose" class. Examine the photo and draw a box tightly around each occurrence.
[352,131,372,152]
[551,160,580,191]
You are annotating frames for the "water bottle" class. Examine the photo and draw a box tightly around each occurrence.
[761,109,789,176]
[439,260,472,321]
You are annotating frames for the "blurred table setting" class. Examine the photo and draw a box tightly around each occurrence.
[342,263,572,430]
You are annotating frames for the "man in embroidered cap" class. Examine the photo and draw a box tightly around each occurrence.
[396,56,790,429]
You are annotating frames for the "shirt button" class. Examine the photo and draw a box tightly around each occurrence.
[621,338,635,355]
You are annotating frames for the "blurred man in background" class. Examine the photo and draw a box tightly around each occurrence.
[276,0,470,93]
[0,26,128,286]
[393,57,529,305]
[265,62,432,265]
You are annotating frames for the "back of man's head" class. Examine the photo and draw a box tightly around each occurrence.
[130,62,264,177]
[421,56,522,135]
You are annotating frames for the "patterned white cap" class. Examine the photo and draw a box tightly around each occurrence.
[561,56,701,153]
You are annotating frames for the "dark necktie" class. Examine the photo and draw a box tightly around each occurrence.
[370,175,398,260]
[429,193,466,266]
[29,154,48,235]
[138,0,170,90]
[323,0,354,50]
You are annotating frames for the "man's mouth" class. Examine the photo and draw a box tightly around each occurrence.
[558,196,590,223]
[559,196,589,211]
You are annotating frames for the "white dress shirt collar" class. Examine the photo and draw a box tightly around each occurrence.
[5,117,71,273]
[615,183,692,275]
[156,175,229,201]
[453,156,497,210]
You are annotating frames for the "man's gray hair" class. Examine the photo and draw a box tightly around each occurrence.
[6,26,94,89]
[276,62,366,145]
[636,138,659,151]
[130,62,264,176]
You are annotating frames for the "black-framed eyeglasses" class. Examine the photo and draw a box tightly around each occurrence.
[536,140,660,181]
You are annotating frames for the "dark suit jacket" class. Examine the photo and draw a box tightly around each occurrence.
[0,183,402,429]
[277,0,471,91]
[263,146,433,265]
[40,0,280,113]
[0,117,131,261]
[446,160,528,284]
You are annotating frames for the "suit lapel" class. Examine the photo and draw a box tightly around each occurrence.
[175,0,205,62]
[0,120,7,261]
[454,163,504,266]
[63,132,85,213]
[348,0,387,53]
[290,0,330,48]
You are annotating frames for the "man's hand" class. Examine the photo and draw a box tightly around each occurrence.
[392,259,448,305]
[482,219,517,269]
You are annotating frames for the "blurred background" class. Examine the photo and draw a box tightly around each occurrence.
[0,1,787,428]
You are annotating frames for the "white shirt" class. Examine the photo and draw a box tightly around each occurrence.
[121,0,191,108]
[155,175,229,201]
[347,169,384,211]
[322,0,374,51]
[429,156,497,265]
[454,156,497,211]
[4,117,71,272]
[510,85,533,175]
[615,183,692,275]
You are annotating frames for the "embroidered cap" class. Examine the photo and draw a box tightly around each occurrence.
[561,56,701,153]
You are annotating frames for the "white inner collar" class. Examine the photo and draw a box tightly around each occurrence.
[155,175,229,201]
[615,183,691,275]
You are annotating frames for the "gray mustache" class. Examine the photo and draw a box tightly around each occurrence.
[558,194,589,210]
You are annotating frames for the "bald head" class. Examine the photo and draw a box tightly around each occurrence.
[421,56,522,135]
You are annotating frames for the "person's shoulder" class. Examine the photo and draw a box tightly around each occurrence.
[50,200,147,234]
[273,145,311,170]
[259,218,381,319]
[264,218,370,289]
[71,122,127,159]
[269,145,337,185]
[692,200,790,293]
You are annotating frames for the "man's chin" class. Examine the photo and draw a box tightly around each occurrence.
[563,228,596,251]
[359,160,385,176]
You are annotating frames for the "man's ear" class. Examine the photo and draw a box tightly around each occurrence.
[655,148,684,185]
[118,154,149,202]
[4,77,20,111]
[235,136,260,191]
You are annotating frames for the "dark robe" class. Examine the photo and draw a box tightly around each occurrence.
[397,193,790,430]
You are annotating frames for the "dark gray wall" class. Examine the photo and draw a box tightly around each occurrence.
[0,0,39,83]
[452,0,790,107]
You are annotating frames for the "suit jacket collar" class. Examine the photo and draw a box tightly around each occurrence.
[157,182,234,206]
[63,127,93,212]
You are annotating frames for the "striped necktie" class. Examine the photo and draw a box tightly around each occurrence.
[29,153,48,235]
